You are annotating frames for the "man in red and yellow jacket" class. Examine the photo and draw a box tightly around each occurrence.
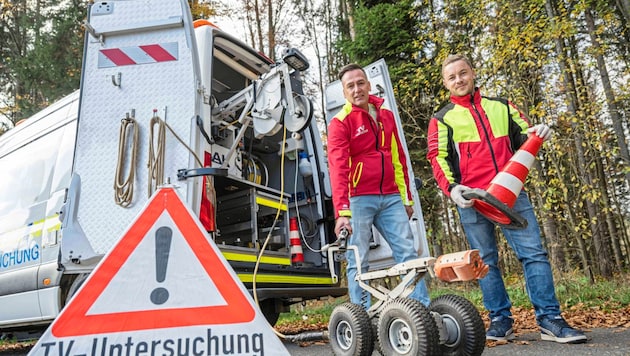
[427,54,586,344]
[327,63,429,309]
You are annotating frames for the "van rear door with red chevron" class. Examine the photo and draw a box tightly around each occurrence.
[71,0,203,258]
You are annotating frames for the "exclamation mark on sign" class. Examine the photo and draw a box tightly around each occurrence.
[150,226,172,305]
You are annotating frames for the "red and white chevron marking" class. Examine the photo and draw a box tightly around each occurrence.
[98,42,178,68]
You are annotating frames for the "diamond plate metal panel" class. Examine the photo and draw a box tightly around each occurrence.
[75,0,200,254]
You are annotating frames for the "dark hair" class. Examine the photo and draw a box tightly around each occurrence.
[442,54,474,76]
[338,63,366,81]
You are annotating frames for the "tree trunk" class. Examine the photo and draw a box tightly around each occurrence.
[244,0,257,49]
[548,150,590,276]
[266,0,275,60]
[606,155,630,266]
[545,0,612,278]
[595,154,623,269]
[254,0,264,54]
[344,0,356,41]
[618,0,630,22]
[569,36,614,278]
[585,6,630,188]
[531,162,565,270]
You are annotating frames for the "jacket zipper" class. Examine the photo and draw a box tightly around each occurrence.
[471,98,499,174]
[368,112,385,194]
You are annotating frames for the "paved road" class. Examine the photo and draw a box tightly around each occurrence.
[2,327,629,355]
[283,327,630,355]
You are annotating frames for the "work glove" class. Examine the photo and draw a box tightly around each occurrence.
[527,124,552,141]
[450,184,473,208]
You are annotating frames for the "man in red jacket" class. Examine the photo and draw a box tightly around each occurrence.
[327,63,429,309]
[427,54,586,344]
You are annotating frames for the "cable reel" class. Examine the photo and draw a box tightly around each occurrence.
[250,63,314,138]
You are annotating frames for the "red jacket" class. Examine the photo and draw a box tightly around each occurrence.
[427,88,530,196]
[327,95,413,218]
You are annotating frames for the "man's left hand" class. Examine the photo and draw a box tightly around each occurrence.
[527,124,552,141]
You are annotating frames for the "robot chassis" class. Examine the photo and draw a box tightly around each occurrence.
[323,231,489,356]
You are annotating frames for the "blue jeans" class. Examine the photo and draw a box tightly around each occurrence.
[346,194,430,309]
[457,190,560,320]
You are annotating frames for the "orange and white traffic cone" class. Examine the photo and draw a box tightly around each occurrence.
[289,217,304,264]
[463,134,544,229]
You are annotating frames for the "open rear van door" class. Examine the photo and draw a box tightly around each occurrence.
[324,59,430,270]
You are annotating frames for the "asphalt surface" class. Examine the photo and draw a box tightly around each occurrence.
[2,327,629,355]
[283,327,630,355]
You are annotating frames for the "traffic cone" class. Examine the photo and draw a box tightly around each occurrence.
[289,217,304,264]
[463,134,544,229]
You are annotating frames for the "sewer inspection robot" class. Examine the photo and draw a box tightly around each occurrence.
[323,230,489,356]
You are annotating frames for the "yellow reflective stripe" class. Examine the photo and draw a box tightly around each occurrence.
[237,273,335,284]
[390,132,410,205]
[1,215,60,236]
[338,210,352,217]
[47,223,61,233]
[222,251,291,266]
[351,162,363,188]
[481,98,529,137]
[255,196,287,211]
[443,108,480,142]
[380,122,385,146]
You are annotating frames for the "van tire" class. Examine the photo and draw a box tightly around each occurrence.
[64,273,90,307]
[259,299,281,326]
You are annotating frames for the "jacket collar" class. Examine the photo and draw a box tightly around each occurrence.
[343,94,384,112]
[450,87,482,107]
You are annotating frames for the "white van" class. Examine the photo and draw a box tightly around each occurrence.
[0,0,348,330]
[0,0,430,332]
[0,92,79,328]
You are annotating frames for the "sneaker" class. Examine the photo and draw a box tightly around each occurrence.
[538,315,587,344]
[486,316,515,341]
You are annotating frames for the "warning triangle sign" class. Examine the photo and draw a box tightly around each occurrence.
[29,186,289,355]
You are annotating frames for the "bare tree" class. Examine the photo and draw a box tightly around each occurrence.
[584,6,630,189]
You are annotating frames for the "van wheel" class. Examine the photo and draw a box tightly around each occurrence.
[64,273,90,307]
[429,294,485,356]
[259,299,280,326]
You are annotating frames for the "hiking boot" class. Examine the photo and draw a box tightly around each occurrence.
[538,315,587,344]
[486,316,515,341]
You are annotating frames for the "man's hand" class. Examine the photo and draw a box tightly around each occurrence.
[527,124,552,141]
[450,184,473,208]
[404,205,414,219]
[334,217,352,237]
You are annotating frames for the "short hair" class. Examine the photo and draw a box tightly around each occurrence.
[338,63,366,81]
[442,54,474,76]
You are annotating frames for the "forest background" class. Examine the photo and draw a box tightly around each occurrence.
[1,0,629,283]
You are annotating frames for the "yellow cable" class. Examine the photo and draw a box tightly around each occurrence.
[250,118,292,339]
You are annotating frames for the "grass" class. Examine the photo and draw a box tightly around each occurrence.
[277,271,630,326]
[0,334,18,346]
